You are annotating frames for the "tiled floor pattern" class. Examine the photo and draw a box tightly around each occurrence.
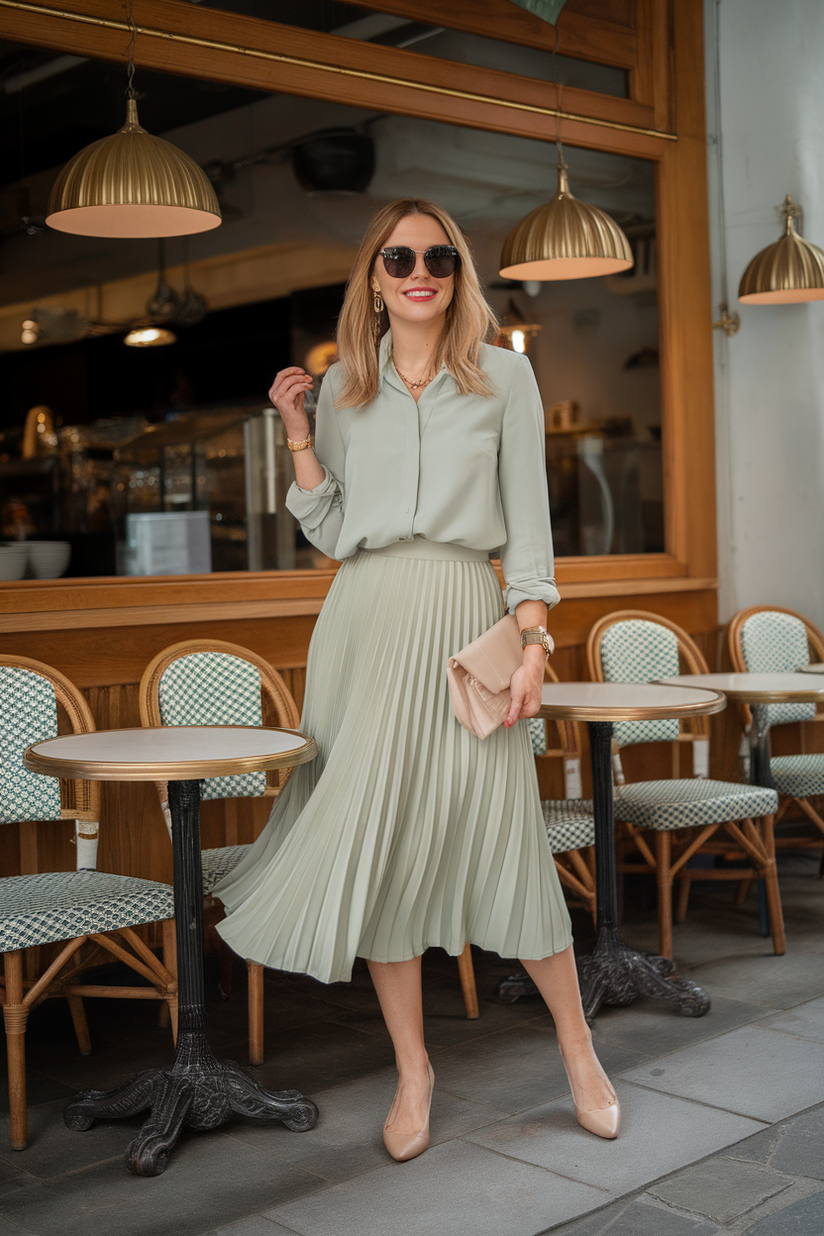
[1,854,823,1236]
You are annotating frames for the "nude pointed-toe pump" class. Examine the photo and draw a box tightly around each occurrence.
[559,1045,621,1140]
[383,1065,435,1162]
[575,1097,621,1140]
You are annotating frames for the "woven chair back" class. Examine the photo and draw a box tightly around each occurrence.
[586,610,711,753]
[0,655,99,828]
[140,639,300,800]
[729,606,824,728]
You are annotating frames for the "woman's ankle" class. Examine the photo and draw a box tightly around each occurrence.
[557,1029,594,1058]
[395,1053,432,1079]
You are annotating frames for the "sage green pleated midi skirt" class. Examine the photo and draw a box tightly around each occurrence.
[214,538,572,984]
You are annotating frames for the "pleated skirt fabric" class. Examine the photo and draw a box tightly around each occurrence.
[214,539,572,984]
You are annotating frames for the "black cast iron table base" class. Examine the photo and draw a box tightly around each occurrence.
[63,778,318,1176]
[64,1031,318,1177]
[498,721,711,1023]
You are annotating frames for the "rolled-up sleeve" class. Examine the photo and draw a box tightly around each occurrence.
[497,354,561,614]
[285,366,346,559]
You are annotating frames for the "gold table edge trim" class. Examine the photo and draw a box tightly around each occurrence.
[654,678,824,704]
[538,690,727,722]
[23,726,317,781]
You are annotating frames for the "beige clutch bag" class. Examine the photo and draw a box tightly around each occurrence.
[446,614,525,739]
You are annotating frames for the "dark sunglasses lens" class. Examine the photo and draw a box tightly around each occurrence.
[424,247,459,278]
[382,248,415,278]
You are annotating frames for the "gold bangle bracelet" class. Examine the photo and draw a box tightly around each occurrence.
[286,434,314,452]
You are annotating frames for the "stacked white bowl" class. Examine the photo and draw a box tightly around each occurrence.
[0,543,29,581]
[27,541,72,579]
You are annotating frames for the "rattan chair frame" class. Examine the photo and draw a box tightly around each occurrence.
[728,605,824,853]
[0,654,177,1151]
[585,612,784,959]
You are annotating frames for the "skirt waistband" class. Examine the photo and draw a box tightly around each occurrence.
[358,538,491,564]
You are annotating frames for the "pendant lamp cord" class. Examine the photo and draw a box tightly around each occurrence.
[550,27,567,174]
[125,0,137,100]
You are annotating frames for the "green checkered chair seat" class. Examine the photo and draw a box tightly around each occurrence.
[0,869,175,952]
[542,799,595,853]
[614,779,778,832]
[201,844,250,895]
[599,620,681,748]
[769,755,824,798]
[157,652,267,801]
[740,612,817,726]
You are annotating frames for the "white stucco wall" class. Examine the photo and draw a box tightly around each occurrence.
[706,0,824,626]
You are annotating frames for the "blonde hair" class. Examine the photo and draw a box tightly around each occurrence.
[336,198,497,408]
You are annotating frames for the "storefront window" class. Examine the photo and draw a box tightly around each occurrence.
[0,51,659,577]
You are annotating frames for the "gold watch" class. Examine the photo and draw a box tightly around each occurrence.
[520,626,553,656]
[286,433,314,452]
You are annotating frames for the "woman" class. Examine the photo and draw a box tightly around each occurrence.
[214,198,619,1160]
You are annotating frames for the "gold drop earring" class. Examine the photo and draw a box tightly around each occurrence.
[372,285,383,344]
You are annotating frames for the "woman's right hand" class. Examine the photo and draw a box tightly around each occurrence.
[268,367,314,441]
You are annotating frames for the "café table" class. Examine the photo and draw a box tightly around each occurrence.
[23,725,318,1177]
[655,672,824,788]
[501,682,726,1022]
[656,672,824,934]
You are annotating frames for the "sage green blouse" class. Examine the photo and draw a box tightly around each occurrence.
[286,331,560,613]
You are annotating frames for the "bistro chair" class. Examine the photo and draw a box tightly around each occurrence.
[728,605,824,863]
[586,611,784,959]
[0,655,177,1151]
[140,639,300,1065]
[528,662,596,923]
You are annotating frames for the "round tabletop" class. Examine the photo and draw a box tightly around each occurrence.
[656,672,824,704]
[538,681,726,722]
[23,726,318,781]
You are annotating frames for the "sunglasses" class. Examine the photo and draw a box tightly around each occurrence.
[379,245,460,279]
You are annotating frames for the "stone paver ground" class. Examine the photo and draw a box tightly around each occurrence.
[2,852,823,1236]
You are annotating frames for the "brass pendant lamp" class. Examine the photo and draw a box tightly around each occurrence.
[738,195,824,304]
[499,28,632,282]
[500,155,633,281]
[45,5,221,238]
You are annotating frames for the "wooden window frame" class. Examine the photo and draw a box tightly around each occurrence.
[0,0,716,600]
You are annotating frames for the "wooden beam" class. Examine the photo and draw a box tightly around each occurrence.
[0,0,672,152]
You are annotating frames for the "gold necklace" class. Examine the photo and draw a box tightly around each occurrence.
[395,366,434,390]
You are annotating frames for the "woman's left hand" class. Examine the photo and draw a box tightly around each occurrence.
[504,647,546,728]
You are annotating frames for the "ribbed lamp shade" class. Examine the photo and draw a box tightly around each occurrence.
[500,162,633,281]
[46,99,222,238]
[738,204,824,304]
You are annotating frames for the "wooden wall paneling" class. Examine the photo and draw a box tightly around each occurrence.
[0,614,318,688]
[550,588,717,649]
